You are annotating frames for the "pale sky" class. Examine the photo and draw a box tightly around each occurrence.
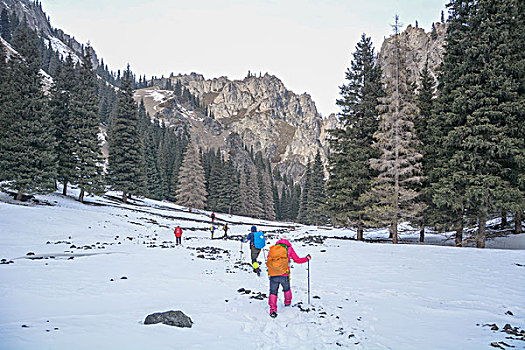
[41,0,448,116]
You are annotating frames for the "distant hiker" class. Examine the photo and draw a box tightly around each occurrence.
[242,225,266,276]
[210,225,216,239]
[266,233,311,318]
[223,223,229,238]
[211,212,216,223]
[174,226,183,245]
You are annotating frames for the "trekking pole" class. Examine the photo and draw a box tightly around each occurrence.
[307,260,311,305]
[239,240,243,262]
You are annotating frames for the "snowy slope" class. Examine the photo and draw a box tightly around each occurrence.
[0,190,524,350]
[42,36,82,64]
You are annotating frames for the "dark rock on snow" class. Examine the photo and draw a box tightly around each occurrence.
[144,310,193,328]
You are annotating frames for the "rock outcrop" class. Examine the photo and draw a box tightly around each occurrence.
[0,0,98,66]
[144,310,193,328]
[378,22,447,90]
[136,74,338,180]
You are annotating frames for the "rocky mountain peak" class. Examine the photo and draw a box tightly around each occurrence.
[141,72,335,181]
[378,21,446,90]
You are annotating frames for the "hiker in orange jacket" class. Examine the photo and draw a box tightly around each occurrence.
[266,233,311,318]
[174,226,182,245]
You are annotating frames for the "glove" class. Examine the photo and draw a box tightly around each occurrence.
[306,254,311,261]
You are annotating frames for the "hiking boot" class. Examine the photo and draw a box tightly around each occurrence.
[270,312,277,318]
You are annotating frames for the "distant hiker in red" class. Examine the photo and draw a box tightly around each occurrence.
[266,233,311,318]
[211,212,215,223]
[174,226,182,245]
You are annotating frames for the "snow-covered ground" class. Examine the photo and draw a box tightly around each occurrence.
[0,190,524,350]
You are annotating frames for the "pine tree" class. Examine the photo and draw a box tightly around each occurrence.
[238,166,250,216]
[291,184,301,221]
[0,27,56,199]
[107,66,145,203]
[156,125,170,198]
[262,170,276,220]
[142,128,163,199]
[1,8,11,42]
[364,16,424,244]
[272,182,280,220]
[414,59,435,242]
[223,158,242,214]
[246,166,264,218]
[297,164,312,224]
[278,186,287,220]
[430,0,524,247]
[50,56,77,196]
[176,142,207,212]
[0,44,8,164]
[307,152,328,225]
[70,47,104,202]
[326,33,383,239]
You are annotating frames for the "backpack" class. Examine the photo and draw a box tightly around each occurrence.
[266,244,289,276]
[253,231,266,249]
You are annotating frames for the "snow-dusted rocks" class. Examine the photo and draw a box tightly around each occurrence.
[135,73,339,180]
[144,311,193,328]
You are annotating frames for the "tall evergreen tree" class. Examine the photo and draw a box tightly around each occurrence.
[430,0,524,247]
[107,66,145,203]
[272,181,280,220]
[156,126,169,198]
[223,158,242,214]
[176,142,207,212]
[325,33,383,239]
[307,151,328,225]
[246,166,264,218]
[50,56,75,195]
[364,16,424,244]
[278,186,288,221]
[414,59,435,242]
[238,166,250,216]
[297,164,312,224]
[0,27,56,199]
[290,184,301,221]
[0,8,10,41]
[142,128,163,199]
[0,43,8,167]
[262,170,276,220]
[70,48,104,202]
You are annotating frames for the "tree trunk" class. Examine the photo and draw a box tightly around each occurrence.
[454,214,463,247]
[357,221,364,241]
[15,191,23,201]
[392,221,398,244]
[501,210,507,229]
[476,212,486,248]
[78,188,85,203]
[419,220,425,243]
[62,181,68,196]
[515,211,522,234]
[122,192,127,204]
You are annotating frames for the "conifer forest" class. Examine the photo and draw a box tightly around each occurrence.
[0,0,523,248]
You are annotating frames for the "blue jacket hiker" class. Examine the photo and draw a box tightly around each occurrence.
[242,225,266,276]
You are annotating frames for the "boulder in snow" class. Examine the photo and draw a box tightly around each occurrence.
[144,310,193,328]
